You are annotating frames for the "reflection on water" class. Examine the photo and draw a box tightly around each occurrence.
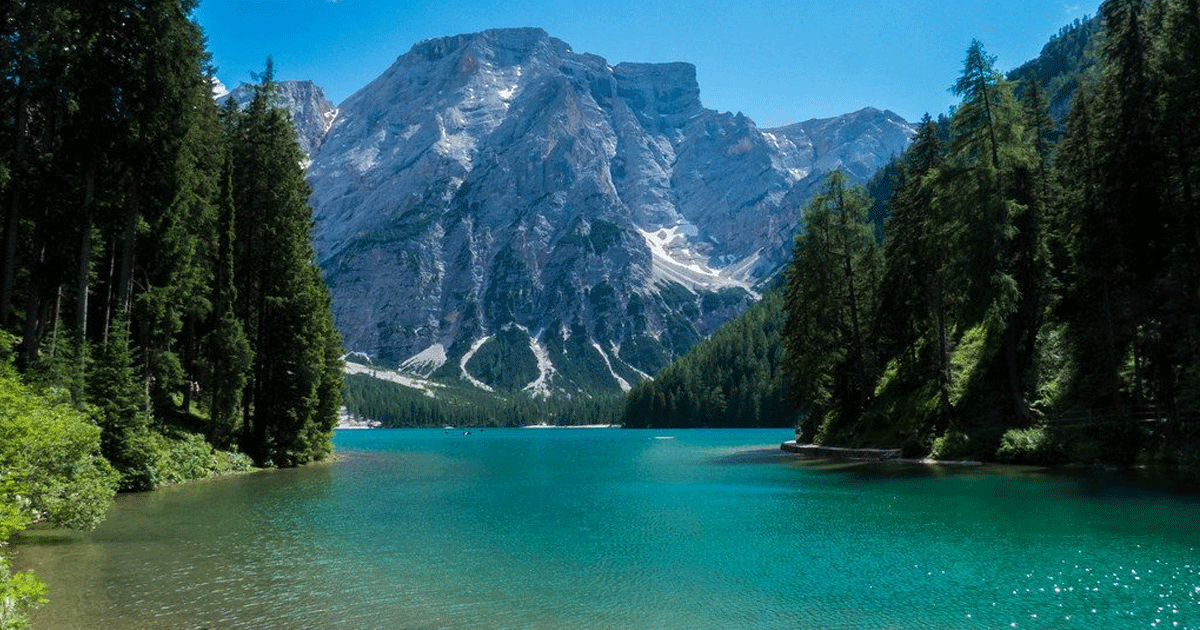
[15,429,1200,630]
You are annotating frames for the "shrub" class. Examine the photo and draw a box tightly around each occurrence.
[929,430,973,461]
[145,431,256,487]
[995,426,1062,464]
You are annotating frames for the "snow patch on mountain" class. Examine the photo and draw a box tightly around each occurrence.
[344,360,442,397]
[400,343,448,376]
[639,224,752,293]
[592,341,631,392]
[459,336,496,392]
[519,327,557,398]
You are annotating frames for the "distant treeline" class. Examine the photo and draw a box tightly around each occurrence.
[620,292,796,429]
[344,373,623,427]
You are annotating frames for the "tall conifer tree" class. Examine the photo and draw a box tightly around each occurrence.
[229,62,342,466]
[783,171,881,437]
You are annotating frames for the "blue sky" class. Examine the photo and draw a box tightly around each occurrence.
[195,0,1092,128]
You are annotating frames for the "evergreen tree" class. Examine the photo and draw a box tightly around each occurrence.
[1062,0,1163,410]
[783,171,882,438]
[1150,0,1200,421]
[199,144,252,448]
[875,115,957,430]
[228,62,342,466]
[86,317,154,491]
[943,39,1041,423]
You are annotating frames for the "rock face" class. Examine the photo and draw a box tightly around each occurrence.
[302,28,913,395]
[221,80,337,158]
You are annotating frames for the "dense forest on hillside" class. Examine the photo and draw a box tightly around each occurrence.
[782,0,1200,465]
[620,292,796,428]
[629,0,1200,471]
[344,372,623,427]
[0,2,342,625]
[1008,15,1102,122]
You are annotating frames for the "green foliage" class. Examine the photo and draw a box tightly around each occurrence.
[929,430,973,461]
[343,372,623,428]
[464,327,540,391]
[782,170,883,435]
[86,320,155,491]
[0,5,345,626]
[947,325,989,407]
[622,292,796,429]
[229,64,344,467]
[0,366,118,531]
[144,431,253,486]
[995,426,1062,464]
[0,342,118,630]
[1009,16,1101,122]
[770,13,1200,467]
[0,555,47,630]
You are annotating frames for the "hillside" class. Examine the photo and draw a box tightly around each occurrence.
[296,28,913,396]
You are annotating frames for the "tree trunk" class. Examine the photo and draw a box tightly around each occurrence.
[935,280,954,432]
[117,191,139,317]
[182,311,195,413]
[21,242,45,364]
[1004,324,1029,425]
[1,82,31,328]
[77,165,96,346]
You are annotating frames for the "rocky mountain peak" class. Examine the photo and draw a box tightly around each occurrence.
[408,27,568,67]
[220,80,337,158]
[612,62,703,126]
[291,29,915,396]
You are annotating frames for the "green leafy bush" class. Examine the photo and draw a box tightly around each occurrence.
[995,426,1062,464]
[147,431,255,486]
[929,430,973,461]
[0,343,118,630]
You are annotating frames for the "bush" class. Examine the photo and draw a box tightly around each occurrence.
[929,430,973,460]
[995,426,1062,464]
[145,431,255,487]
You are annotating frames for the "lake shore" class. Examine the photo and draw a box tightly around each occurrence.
[780,440,984,466]
[523,423,620,429]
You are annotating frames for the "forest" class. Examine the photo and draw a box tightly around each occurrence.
[344,372,623,428]
[0,2,342,626]
[793,0,1200,465]
[4,0,1199,624]
[626,0,1200,470]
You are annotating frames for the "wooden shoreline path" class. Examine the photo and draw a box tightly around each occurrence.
[780,441,901,460]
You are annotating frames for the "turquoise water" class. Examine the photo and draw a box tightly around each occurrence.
[16,428,1200,629]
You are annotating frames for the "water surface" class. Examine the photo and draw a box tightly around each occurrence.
[17,428,1200,629]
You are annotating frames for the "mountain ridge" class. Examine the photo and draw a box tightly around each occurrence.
[255,28,915,395]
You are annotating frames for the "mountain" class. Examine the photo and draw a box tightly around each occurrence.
[220,80,337,158]
[299,28,912,395]
[1008,15,1099,125]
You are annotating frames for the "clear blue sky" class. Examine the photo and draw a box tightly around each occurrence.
[194,0,1093,128]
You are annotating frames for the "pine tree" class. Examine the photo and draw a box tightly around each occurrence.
[783,170,882,437]
[1061,0,1163,409]
[876,115,957,430]
[1151,0,1200,420]
[944,39,1041,423]
[228,62,342,466]
[199,145,252,448]
[87,317,154,491]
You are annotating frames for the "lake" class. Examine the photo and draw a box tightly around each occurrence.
[15,428,1200,629]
